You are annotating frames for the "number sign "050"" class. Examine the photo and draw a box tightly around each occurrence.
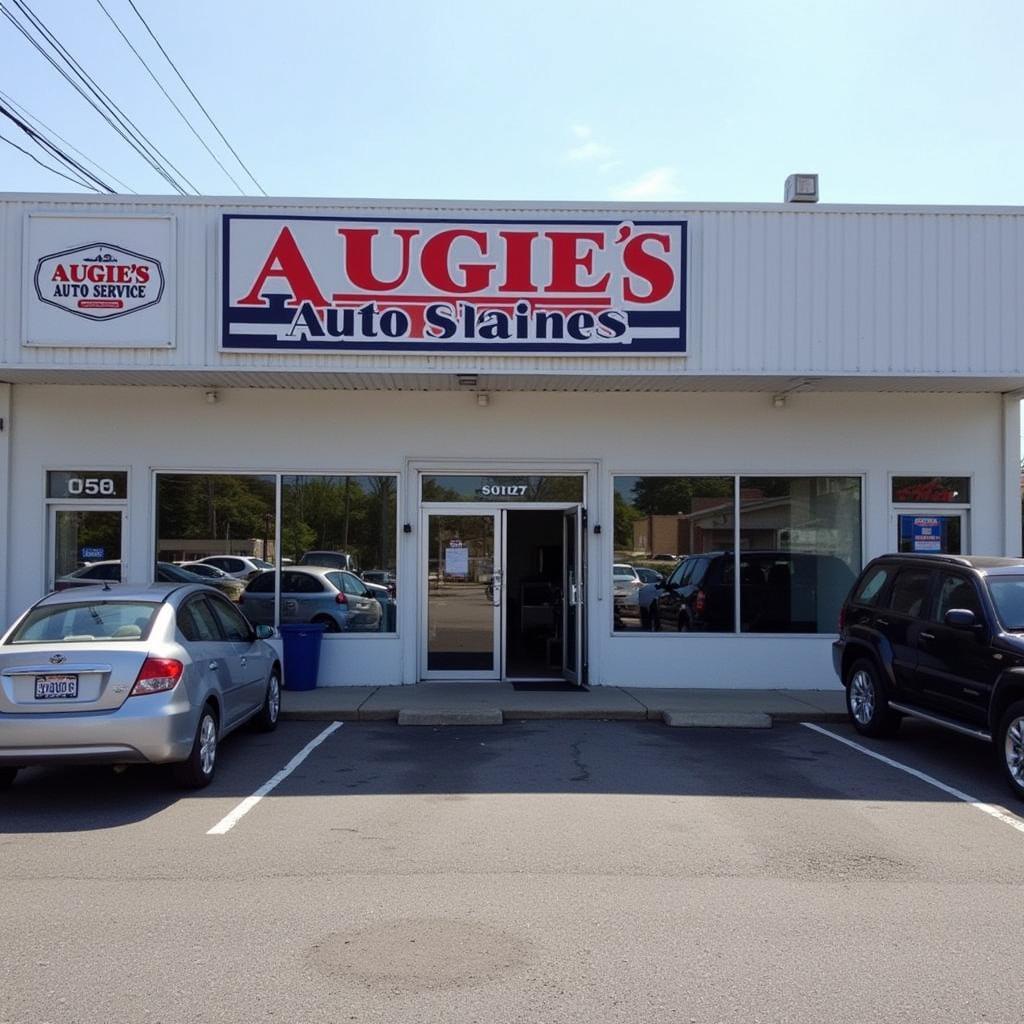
[47,471,128,501]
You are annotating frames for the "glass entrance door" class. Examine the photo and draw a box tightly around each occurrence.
[48,507,126,590]
[423,511,501,679]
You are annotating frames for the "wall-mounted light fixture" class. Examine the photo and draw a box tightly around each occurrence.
[476,392,490,407]
[772,394,786,409]
[403,523,412,534]
[205,390,219,405]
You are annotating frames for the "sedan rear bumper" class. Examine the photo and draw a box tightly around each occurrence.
[0,689,197,766]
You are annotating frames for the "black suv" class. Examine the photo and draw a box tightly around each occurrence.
[834,554,1024,798]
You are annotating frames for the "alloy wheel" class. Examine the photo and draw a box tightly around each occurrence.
[199,714,217,776]
[849,669,876,725]
[1005,717,1024,786]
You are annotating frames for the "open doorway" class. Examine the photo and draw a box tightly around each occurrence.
[504,509,565,679]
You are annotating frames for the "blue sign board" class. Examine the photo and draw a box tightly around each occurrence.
[80,546,105,560]
[898,515,944,553]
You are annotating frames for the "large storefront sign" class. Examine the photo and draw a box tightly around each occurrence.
[24,215,175,347]
[221,214,686,354]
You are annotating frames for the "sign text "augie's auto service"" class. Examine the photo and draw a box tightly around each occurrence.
[221,215,686,354]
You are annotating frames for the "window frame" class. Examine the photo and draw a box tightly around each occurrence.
[152,469,400,637]
[610,473,865,638]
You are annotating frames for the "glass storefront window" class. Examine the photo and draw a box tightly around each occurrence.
[738,477,861,633]
[282,475,397,633]
[155,474,276,573]
[612,476,735,633]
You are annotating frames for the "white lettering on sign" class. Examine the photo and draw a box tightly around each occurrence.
[480,485,528,497]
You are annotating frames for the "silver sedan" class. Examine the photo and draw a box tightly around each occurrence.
[0,583,281,789]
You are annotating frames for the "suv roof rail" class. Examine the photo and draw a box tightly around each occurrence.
[878,552,974,567]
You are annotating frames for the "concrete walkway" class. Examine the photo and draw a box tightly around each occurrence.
[281,683,848,728]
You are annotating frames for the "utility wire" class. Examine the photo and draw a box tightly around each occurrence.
[95,0,246,194]
[0,131,100,190]
[2,0,198,193]
[126,0,267,196]
[0,101,115,191]
[0,87,136,192]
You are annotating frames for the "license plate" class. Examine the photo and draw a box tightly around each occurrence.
[34,674,79,699]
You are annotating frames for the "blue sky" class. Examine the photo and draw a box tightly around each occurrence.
[1,0,1022,206]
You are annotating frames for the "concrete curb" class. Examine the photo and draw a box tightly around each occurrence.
[663,711,772,729]
[397,709,504,726]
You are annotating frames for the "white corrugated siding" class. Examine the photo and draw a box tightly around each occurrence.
[1,194,1022,383]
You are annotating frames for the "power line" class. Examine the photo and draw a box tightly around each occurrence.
[95,0,247,194]
[126,0,267,196]
[0,87,136,192]
[0,131,100,190]
[2,0,198,193]
[0,101,116,191]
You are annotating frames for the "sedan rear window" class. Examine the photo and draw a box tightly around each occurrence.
[986,576,1024,631]
[7,602,159,644]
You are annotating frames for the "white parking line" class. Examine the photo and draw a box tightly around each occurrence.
[207,721,343,835]
[802,722,1024,836]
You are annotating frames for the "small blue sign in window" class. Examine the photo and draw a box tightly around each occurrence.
[80,546,105,561]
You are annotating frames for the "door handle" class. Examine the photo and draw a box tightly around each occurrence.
[209,661,218,670]
[874,618,889,627]
[919,632,935,641]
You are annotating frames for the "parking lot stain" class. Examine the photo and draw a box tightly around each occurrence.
[307,917,531,992]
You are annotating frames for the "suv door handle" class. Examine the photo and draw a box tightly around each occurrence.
[919,632,936,641]
[209,661,219,670]
[874,618,889,627]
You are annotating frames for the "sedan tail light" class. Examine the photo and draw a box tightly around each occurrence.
[130,658,184,696]
[335,592,348,605]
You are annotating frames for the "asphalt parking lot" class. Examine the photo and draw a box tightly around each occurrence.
[3,717,1023,1024]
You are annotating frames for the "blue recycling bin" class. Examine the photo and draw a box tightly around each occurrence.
[279,622,327,691]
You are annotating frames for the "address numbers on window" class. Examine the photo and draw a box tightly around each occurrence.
[47,471,128,500]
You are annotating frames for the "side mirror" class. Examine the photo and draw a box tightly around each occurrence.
[944,608,978,630]
[254,624,275,640]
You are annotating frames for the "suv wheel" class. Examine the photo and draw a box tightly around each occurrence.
[997,700,1024,800]
[845,658,900,737]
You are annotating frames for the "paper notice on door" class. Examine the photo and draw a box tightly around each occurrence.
[445,545,469,576]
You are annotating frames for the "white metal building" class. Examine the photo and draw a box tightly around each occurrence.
[0,192,1021,688]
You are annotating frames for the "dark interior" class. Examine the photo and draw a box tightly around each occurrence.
[504,509,564,678]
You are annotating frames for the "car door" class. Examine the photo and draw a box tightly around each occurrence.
[914,571,994,726]
[877,566,936,701]
[207,592,270,714]
[177,595,233,720]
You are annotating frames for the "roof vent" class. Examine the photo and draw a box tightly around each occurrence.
[784,173,819,203]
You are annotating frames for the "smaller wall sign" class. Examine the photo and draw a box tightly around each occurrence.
[47,471,128,500]
[25,215,175,347]
[80,547,105,561]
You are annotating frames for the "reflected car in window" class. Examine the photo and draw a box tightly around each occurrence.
[239,567,382,633]
[612,563,643,625]
[55,561,240,598]
[178,562,246,601]
[639,551,856,634]
[195,555,273,580]
[0,583,281,790]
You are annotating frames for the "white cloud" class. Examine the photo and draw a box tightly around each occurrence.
[609,166,686,202]
[565,124,613,164]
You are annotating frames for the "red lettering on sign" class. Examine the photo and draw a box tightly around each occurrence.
[622,232,674,303]
[545,232,610,293]
[236,227,328,307]
[497,231,538,292]
[51,264,69,282]
[337,227,418,291]
[420,230,495,293]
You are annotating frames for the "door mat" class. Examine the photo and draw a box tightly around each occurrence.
[511,681,589,692]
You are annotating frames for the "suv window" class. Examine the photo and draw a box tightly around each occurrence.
[853,565,892,606]
[207,595,253,642]
[934,573,983,621]
[887,568,933,617]
[687,558,710,585]
[178,597,223,642]
[665,560,689,587]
